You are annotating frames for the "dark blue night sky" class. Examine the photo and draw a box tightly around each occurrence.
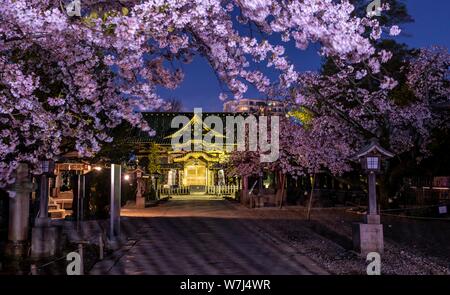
[158,0,450,112]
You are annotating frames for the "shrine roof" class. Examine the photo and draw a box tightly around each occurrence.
[130,112,250,145]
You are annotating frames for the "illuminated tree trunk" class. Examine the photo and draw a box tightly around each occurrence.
[277,171,286,209]
[242,176,249,206]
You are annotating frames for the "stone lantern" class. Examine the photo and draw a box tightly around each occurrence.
[352,138,394,255]
[5,163,35,257]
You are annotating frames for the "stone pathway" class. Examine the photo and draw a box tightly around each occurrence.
[90,198,327,275]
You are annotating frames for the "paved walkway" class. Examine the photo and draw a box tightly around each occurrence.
[90,198,327,275]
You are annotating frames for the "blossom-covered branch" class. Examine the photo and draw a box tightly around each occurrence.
[1,0,392,185]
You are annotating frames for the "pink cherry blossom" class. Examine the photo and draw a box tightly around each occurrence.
[389,25,402,36]
[0,0,396,185]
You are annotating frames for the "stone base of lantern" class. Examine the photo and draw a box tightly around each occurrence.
[352,223,384,256]
[365,214,381,224]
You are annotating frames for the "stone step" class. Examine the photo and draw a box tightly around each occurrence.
[58,191,73,198]
[48,204,59,210]
[49,209,66,219]
[54,199,72,209]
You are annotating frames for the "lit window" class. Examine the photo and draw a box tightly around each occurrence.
[367,156,379,170]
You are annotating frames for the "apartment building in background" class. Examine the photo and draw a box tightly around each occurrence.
[223,98,286,114]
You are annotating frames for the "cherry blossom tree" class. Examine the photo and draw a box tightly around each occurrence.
[295,46,449,169]
[227,116,351,208]
[291,46,449,205]
[229,46,449,209]
[1,0,395,186]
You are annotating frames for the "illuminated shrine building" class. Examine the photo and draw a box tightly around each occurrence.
[132,112,244,194]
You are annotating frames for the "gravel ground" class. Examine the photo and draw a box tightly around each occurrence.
[229,203,450,275]
[3,199,448,275]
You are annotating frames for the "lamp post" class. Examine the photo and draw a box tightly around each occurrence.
[364,155,381,223]
[357,140,394,224]
[352,138,394,255]
[110,164,121,239]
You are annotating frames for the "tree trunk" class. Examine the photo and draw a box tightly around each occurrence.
[306,173,316,221]
[278,172,286,209]
[377,174,391,210]
[242,176,249,206]
[84,172,92,218]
